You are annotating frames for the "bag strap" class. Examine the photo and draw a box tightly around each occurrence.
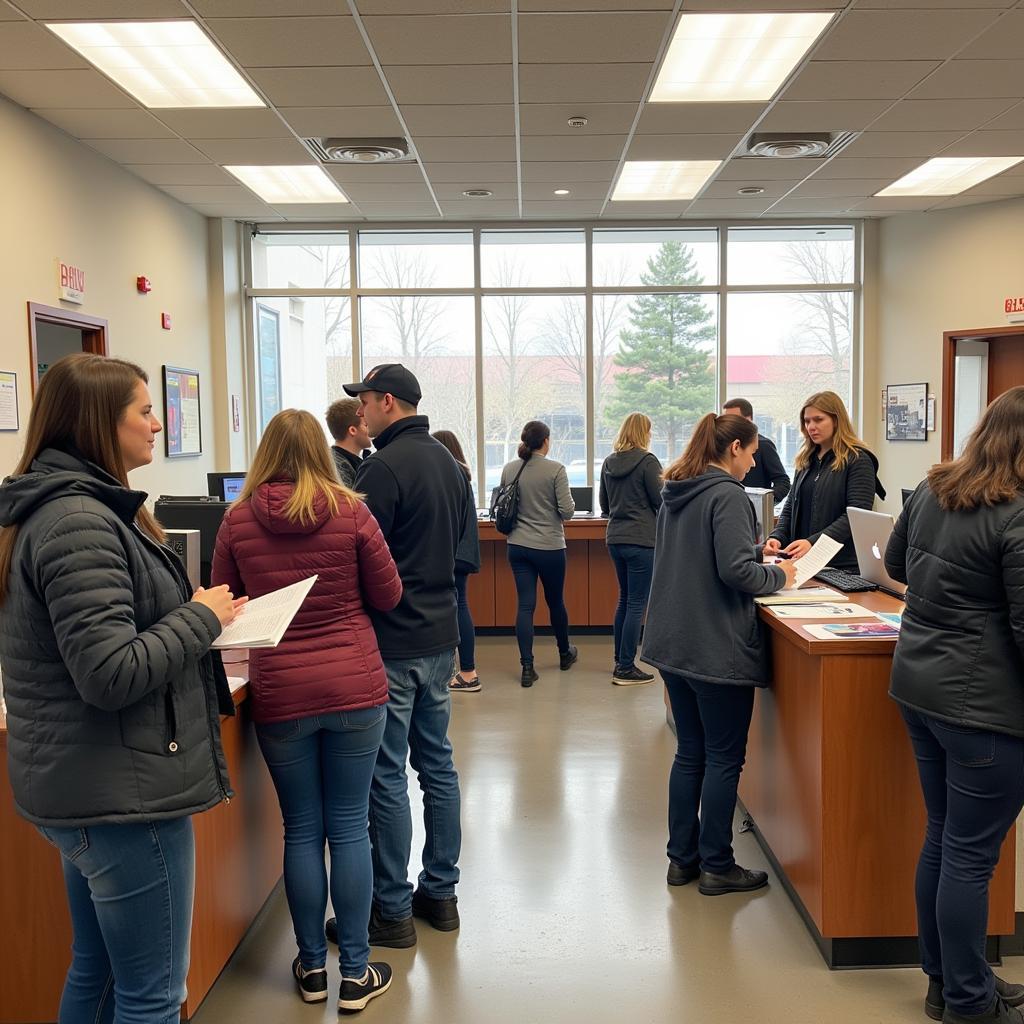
[511,458,528,485]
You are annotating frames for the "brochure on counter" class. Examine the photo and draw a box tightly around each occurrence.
[755,587,848,606]
[804,620,901,640]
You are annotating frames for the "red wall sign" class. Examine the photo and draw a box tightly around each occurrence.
[1005,297,1024,314]
[57,260,85,304]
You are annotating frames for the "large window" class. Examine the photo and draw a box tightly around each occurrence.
[247,225,859,504]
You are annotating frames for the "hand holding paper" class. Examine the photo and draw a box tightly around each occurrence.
[791,535,844,588]
[212,576,318,650]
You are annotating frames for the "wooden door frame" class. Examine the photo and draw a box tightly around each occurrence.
[27,302,109,395]
[941,325,1024,460]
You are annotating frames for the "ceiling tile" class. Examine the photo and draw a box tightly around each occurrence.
[519,63,652,104]
[939,132,1024,158]
[422,161,520,182]
[361,15,511,64]
[414,136,516,162]
[402,104,514,137]
[625,134,740,160]
[350,201,441,217]
[870,98,1018,131]
[765,198,861,214]
[433,181,519,200]
[520,103,637,136]
[789,177,893,197]
[957,12,1024,59]
[926,194,1012,211]
[839,130,962,158]
[518,13,669,63]
[856,0,1014,8]
[357,1,510,12]
[248,67,389,107]
[521,160,620,182]
[699,179,801,199]
[0,69,136,108]
[684,198,778,217]
[192,203,283,219]
[813,11,1002,60]
[987,103,1024,131]
[0,6,25,17]
[13,0,185,14]
[385,65,512,105]
[191,137,315,163]
[683,0,845,9]
[275,203,365,219]
[637,103,764,135]
[521,199,605,218]
[716,157,826,180]
[757,100,890,132]
[325,163,427,184]
[84,138,210,163]
[848,196,939,212]
[815,156,921,179]
[954,175,1024,197]
[440,201,520,219]
[783,60,941,101]
[278,106,403,137]
[520,0,673,8]
[0,22,89,70]
[157,108,292,139]
[523,134,627,161]
[32,108,175,140]
[194,0,358,12]
[204,17,370,68]
[908,61,1024,100]
[521,181,610,200]
[160,185,263,204]
[124,163,237,186]
[601,199,690,217]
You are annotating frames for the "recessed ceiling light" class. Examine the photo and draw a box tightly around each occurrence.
[46,21,263,108]
[567,116,588,128]
[462,189,492,197]
[224,166,348,204]
[737,186,765,195]
[554,189,571,196]
[650,12,834,103]
[612,161,721,201]
[875,157,1024,197]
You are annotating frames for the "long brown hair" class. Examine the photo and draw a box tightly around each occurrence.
[0,353,164,602]
[432,429,471,480]
[613,412,652,453]
[794,390,864,472]
[928,386,1024,511]
[664,413,757,481]
[238,409,358,525]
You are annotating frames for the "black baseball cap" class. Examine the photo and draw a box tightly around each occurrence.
[343,363,422,406]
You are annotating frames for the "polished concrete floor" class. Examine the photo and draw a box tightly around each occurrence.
[194,635,1024,1024]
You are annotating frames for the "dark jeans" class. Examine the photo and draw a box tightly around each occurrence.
[454,571,476,672]
[507,544,571,662]
[608,543,654,669]
[900,706,1024,1015]
[663,673,756,875]
[256,706,386,977]
[38,817,194,1024]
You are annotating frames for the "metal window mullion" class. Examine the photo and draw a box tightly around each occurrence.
[247,288,349,299]
[585,225,595,489]
[718,226,728,413]
[851,221,863,431]
[349,229,360,380]
[241,223,259,457]
[474,227,485,508]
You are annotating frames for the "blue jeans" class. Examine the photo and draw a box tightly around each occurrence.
[663,673,756,875]
[507,544,571,662]
[455,571,476,672]
[369,650,461,919]
[256,706,386,977]
[900,706,1024,1015]
[608,543,654,669]
[38,817,194,1024]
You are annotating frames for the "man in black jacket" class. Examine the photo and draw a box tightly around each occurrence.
[723,398,791,503]
[325,396,370,488]
[338,363,472,949]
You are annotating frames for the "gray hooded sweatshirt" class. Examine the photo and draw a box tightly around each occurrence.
[599,449,663,547]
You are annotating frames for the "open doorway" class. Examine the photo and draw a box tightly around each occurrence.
[27,302,108,393]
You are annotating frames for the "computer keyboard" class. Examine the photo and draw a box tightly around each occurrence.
[814,568,878,593]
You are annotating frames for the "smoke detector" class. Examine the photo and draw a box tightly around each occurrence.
[567,115,588,128]
[742,131,858,160]
[302,137,414,163]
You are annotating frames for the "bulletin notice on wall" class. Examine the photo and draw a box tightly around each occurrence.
[0,372,18,431]
[164,366,201,456]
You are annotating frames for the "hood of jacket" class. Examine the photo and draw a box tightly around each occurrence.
[602,449,651,479]
[662,468,742,513]
[0,447,144,529]
[249,479,332,535]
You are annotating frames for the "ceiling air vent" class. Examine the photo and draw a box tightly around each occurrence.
[742,131,859,160]
[302,137,414,163]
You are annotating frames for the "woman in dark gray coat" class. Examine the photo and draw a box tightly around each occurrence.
[0,354,243,1024]
[886,386,1024,1024]
[642,413,795,896]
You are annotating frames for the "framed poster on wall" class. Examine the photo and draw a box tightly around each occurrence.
[885,382,928,442]
[256,303,281,432]
[163,365,202,457]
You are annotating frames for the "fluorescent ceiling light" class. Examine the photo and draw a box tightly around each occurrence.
[611,161,721,201]
[650,12,834,103]
[875,157,1024,197]
[224,165,349,204]
[46,21,263,108]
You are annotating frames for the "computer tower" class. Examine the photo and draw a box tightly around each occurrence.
[744,487,775,544]
[164,529,201,591]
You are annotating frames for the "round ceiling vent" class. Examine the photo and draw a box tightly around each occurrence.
[462,189,493,198]
[567,116,589,128]
[747,135,831,159]
[737,186,766,195]
[320,138,411,163]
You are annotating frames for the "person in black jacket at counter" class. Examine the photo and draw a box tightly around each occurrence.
[641,413,796,897]
[765,390,879,571]
[722,397,791,502]
[886,386,1024,1024]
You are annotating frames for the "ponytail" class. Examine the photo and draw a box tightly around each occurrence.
[518,419,550,461]
[664,413,757,481]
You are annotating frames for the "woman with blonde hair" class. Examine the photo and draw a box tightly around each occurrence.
[599,412,663,685]
[212,409,402,1013]
[765,390,881,571]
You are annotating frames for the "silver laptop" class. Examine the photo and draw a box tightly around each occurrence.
[847,507,907,598]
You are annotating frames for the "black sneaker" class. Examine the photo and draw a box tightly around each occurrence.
[411,888,460,932]
[292,956,328,1003]
[613,665,655,686]
[698,864,769,896]
[326,916,338,945]
[368,905,416,949]
[929,978,1024,1021]
[338,962,392,1014]
[521,663,538,688]
[667,861,700,886]
[559,644,578,670]
[943,996,1024,1024]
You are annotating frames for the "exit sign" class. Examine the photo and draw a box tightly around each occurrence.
[1006,296,1024,324]
[57,260,85,304]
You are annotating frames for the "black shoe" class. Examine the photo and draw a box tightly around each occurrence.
[450,672,482,693]
[411,888,460,932]
[930,978,1024,1021]
[292,956,328,1003]
[613,665,655,686]
[667,861,700,887]
[368,905,416,949]
[521,662,538,687]
[326,916,338,945]
[338,962,392,1013]
[943,996,1024,1024]
[698,864,769,896]
[559,644,578,670]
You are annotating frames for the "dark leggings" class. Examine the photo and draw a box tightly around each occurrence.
[454,572,476,672]
[507,544,570,663]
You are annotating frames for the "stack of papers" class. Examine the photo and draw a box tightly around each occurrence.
[212,576,318,650]
[770,603,875,619]
[755,587,848,606]
[804,621,900,640]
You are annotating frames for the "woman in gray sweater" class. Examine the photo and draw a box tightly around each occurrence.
[499,421,577,687]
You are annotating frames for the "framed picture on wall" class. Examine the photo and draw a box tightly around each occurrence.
[885,382,928,442]
[163,365,202,457]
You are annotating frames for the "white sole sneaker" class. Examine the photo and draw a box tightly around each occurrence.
[338,962,392,1013]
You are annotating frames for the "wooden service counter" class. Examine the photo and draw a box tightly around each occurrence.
[471,517,620,627]
[0,653,282,1023]
[740,591,1016,968]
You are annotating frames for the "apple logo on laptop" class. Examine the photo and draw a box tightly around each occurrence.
[871,542,882,560]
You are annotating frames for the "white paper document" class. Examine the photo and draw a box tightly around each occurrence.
[769,603,876,619]
[792,535,845,588]
[755,587,848,606]
[212,576,317,650]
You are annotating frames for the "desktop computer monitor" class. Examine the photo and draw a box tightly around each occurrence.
[155,497,229,587]
[570,487,594,514]
[208,472,246,502]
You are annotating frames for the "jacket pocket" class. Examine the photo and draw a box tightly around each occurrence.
[119,688,179,756]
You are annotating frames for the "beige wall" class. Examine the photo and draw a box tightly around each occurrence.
[0,95,221,497]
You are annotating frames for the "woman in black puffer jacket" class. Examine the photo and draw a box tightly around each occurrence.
[0,354,243,1024]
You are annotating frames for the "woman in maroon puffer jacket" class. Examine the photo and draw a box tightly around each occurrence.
[212,409,401,1012]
